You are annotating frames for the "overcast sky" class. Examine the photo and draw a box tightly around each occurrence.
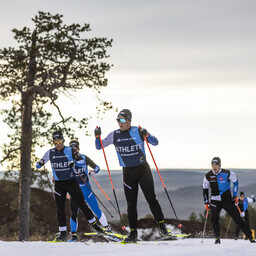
[1,0,256,170]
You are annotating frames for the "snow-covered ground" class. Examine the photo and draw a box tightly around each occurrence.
[0,239,255,256]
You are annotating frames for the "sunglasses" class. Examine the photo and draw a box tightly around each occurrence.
[211,160,220,165]
[53,139,63,145]
[116,118,127,123]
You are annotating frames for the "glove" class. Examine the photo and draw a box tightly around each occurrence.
[251,193,255,199]
[240,211,245,217]
[232,196,238,204]
[139,127,148,137]
[69,161,75,168]
[205,203,210,211]
[89,170,96,178]
[36,159,45,169]
[94,127,101,137]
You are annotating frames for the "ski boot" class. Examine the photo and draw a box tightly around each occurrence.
[91,221,105,234]
[214,238,221,244]
[54,231,67,242]
[68,233,78,242]
[123,229,138,243]
[250,238,256,243]
[103,225,112,233]
[158,221,172,237]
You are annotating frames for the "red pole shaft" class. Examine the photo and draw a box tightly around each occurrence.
[92,176,110,201]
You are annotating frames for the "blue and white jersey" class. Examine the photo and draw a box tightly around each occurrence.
[203,168,239,202]
[74,154,89,185]
[95,126,158,167]
[238,197,255,212]
[40,146,85,181]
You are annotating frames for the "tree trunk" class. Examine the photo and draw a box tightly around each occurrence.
[19,95,33,241]
[18,30,37,241]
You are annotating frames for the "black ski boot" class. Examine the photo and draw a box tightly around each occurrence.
[250,238,256,243]
[54,231,67,242]
[159,221,172,237]
[123,229,138,243]
[91,221,104,234]
[214,238,221,244]
[68,233,78,242]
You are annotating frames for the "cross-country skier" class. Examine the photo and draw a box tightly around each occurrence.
[68,139,110,242]
[203,157,256,244]
[94,109,171,243]
[235,191,255,240]
[36,130,105,241]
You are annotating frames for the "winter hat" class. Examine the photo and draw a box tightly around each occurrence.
[69,139,80,149]
[52,130,64,140]
[211,157,221,166]
[117,109,132,121]
[240,191,245,196]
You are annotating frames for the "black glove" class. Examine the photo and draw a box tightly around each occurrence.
[36,159,45,169]
[69,161,75,168]
[94,127,102,137]
[139,127,148,137]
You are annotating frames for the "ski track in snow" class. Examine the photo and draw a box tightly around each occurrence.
[0,239,255,256]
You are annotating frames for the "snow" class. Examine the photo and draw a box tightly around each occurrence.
[0,239,255,256]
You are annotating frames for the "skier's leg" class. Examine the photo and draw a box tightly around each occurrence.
[70,198,79,233]
[224,199,252,239]
[210,200,222,238]
[123,168,139,230]
[67,179,95,223]
[54,181,68,231]
[139,163,164,222]
[80,183,108,227]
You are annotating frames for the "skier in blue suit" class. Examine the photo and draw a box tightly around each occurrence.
[68,139,110,242]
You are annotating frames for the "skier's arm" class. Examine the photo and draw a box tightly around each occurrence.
[36,150,50,169]
[72,148,85,167]
[230,171,239,197]
[95,131,114,149]
[86,156,100,176]
[203,176,210,203]
[139,127,158,146]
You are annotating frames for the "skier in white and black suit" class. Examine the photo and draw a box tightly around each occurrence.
[94,109,171,243]
[203,157,255,244]
[36,130,104,241]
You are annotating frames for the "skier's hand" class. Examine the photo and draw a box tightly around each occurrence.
[205,203,210,211]
[232,196,238,204]
[94,127,101,137]
[69,160,75,168]
[36,159,45,169]
[139,127,148,137]
[89,170,96,177]
[240,211,245,217]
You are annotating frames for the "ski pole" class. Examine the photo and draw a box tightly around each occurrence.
[73,168,114,218]
[92,176,120,215]
[235,203,245,221]
[97,127,126,230]
[201,209,209,243]
[140,126,182,228]
[43,165,55,200]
